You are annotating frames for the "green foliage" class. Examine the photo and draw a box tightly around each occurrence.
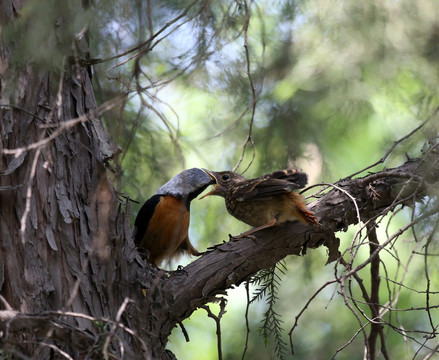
[251,262,289,360]
[2,0,92,70]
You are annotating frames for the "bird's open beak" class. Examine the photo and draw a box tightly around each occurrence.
[201,169,217,182]
[199,169,219,199]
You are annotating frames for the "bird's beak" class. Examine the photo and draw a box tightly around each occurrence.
[201,169,217,182]
[199,169,220,199]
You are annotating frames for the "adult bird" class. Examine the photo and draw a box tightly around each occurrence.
[133,168,214,267]
[200,169,319,237]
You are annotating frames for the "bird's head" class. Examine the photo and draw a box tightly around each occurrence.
[199,169,246,198]
[156,168,215,201]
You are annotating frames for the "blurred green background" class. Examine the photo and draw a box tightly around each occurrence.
[4,0,439,358]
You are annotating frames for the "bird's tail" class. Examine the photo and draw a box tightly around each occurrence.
[178,237,201,256]
[290,193,320,226]
[297,207,320,226]
[269,169,308,189]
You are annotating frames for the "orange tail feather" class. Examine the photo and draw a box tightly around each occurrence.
[291,193,319,226]
[298,208,319,226]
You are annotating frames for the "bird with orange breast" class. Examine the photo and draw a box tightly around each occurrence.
[133,168,214,267]
[200,169,319,237]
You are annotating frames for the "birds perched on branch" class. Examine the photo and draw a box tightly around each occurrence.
[200,169,319,237]
[133,168,214,267]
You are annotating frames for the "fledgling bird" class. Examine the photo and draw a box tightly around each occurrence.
[133,168,214,267]
[200,169,319,237]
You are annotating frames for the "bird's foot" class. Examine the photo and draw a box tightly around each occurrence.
[173,265,188,276]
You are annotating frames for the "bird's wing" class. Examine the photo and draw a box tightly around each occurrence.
[231,170,308,201]
[133,194,162,246]
[262,169,308,188]
[231,177,299,201]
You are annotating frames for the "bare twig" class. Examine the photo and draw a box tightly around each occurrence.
[241,281,251,360]
[102,297,133,359]
[338,275,371,359]
[343,207,439,281]
[201,300,227,360]
[341,107,438,180]
[288,279,338,354]
[0,295,14,311]
[233,0,257,174]
[105,0,203,70]
[37,343,73,360]
[423,220,439,334]
[2,95,126,156]
[177,321,190,342]
[331,322,370,359]
[422,342,439,360]
[366,222,389,360]
[20,147,41,244]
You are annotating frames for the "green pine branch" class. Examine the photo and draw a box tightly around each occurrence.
[250,261,289,360]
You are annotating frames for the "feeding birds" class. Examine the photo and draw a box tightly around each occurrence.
[133,168,214,267]
[200,168,319,237]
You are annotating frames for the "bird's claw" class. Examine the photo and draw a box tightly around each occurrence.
[174,265,188,276]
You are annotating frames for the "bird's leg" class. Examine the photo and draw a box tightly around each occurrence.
[230,219,277,240]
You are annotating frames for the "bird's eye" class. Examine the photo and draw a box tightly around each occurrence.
[222,174,230,181]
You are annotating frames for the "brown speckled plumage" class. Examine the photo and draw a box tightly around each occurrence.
[201,169,319,237]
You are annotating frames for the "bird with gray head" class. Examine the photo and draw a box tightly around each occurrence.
[133,168,214,267]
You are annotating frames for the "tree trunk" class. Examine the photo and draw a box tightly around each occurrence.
[0,1,130,358]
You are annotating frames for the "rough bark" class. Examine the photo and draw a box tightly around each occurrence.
[0,1,128,358]
[1,1,439,359]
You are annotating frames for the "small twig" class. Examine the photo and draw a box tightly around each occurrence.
[423,220,439,334]
[241,281,251,360]
[40,342,74,360]
[203,107,249,142]
[102,297,132,359]
[146,0,153,37]
[177,321,190,342]
[288,279,338,354]
[311,182,365,267]
[422,342,439,360]
[20,147,41,244]
[0,104,45,121]
[233,0,257,174]
[0,295,14,311]
[137,92,185,168]
[341,206,439,282]
[338,276,371,359]
[331,322,370,359]
[341,107,438,180]
[339,257,375,324]
[105,0,202,69]
[366,222,389,360]
[2,95,126,156]
[201,300,227,360]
